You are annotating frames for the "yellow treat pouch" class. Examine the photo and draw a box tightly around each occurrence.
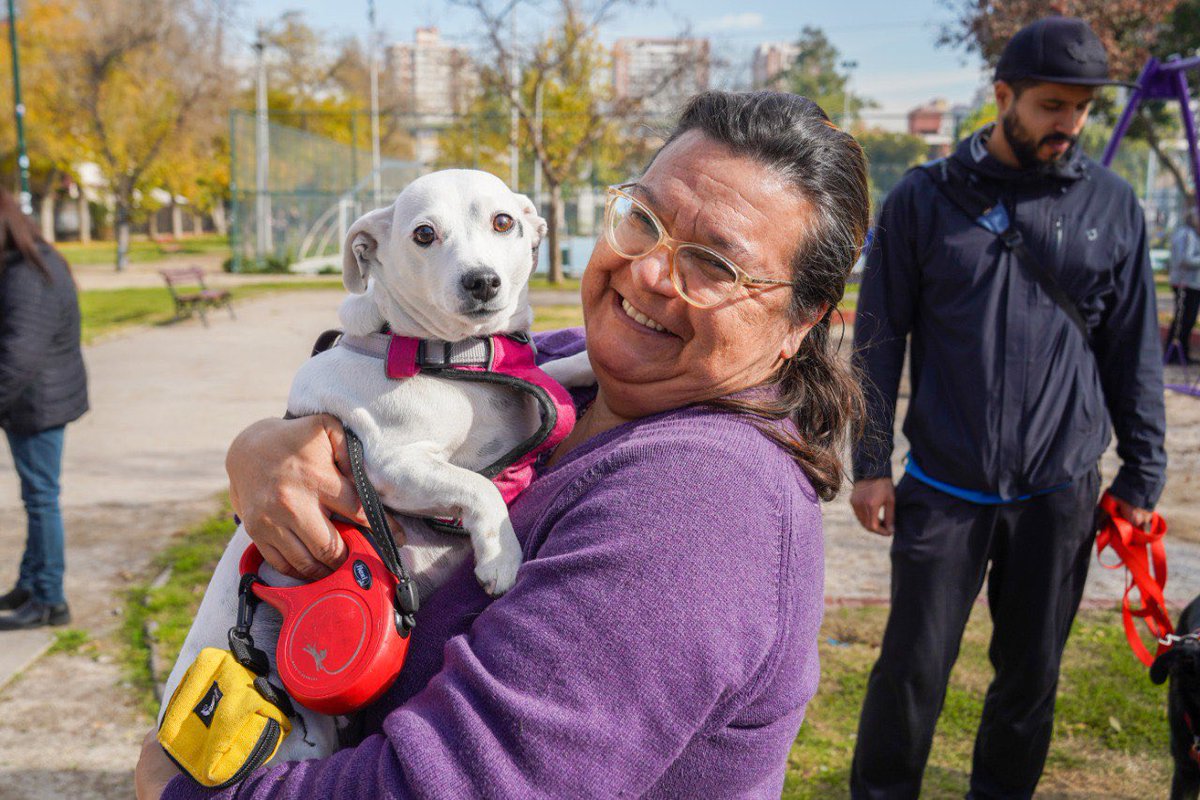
[157,647,292,788]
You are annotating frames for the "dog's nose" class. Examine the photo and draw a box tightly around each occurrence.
[460,269,502,303]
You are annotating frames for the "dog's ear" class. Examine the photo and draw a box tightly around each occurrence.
[513,193,548,271]
[1150,646,1183,685]
[342,206,393,294]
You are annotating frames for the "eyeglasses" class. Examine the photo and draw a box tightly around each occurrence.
[603,184,795,308]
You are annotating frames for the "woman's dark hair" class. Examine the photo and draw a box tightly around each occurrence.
[0,187,50,276]
[662,91,869,501]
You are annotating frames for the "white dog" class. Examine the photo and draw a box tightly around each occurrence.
[160,169,590,762]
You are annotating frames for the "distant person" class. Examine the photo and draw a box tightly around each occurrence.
[1168,208,1200,364]
[0,188,88,630]
[848,17,1166,799]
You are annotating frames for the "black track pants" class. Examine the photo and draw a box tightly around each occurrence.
[849,469,1100,800]
[1168,286,1200,362]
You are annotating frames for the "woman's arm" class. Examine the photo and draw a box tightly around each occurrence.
[226,414,367,579]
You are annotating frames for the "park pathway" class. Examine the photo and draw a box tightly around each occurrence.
[0,288,1197,798]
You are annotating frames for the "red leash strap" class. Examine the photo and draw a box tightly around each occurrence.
[1094,491,1172,667]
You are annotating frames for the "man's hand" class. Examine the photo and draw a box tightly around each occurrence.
[851,477,896,536]
[226,414,369,580]
[1103,493,1154,531]
[135,729,181,800]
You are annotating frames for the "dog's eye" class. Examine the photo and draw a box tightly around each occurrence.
[412,225,436,247]
[492,214,514,233]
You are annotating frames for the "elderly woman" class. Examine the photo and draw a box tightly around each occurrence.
[137,90,869,798]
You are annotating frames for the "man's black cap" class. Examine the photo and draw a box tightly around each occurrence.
[994,17,1136,88]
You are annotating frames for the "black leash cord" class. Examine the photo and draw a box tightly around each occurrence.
[343,427,419,628]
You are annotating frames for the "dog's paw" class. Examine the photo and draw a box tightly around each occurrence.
[473,520,522,596]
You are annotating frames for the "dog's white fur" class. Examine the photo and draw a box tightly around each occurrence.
[159,169,592,763]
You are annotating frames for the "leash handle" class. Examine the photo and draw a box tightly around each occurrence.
[343,426,419,629]
[1095,491,1172,666]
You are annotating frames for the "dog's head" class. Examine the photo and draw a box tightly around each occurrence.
[342,169,548,342]
[1150,636,1200,685]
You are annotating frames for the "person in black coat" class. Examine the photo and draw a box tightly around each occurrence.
[0,187,88,630]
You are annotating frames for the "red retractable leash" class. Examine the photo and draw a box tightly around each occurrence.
[233,427,420,715]
[238,521,413,715]
[1094,490,1172,667]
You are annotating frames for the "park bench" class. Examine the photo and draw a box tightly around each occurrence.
[159,267,234,327]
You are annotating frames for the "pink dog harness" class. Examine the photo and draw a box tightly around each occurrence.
[332,330,576,506]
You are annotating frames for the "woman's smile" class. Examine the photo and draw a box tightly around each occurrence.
[615,291,674,336]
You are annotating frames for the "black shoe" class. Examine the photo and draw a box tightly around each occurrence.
[0,598,71,630]
[0,587,31,611]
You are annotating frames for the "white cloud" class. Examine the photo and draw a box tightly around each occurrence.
[699,12,764,32]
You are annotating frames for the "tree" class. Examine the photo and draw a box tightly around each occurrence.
[939,0,1188,198]
[856,129,928,207]
[42,0,232,269]
[457,0,703,283]
[784,26,875,126]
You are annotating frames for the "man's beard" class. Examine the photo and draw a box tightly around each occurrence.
[1001,109,1077,170]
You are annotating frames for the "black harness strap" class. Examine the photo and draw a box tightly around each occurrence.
[919,158,1089,340]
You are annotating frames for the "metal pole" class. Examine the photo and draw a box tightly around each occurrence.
[532,81,542,208]
[254,24,273,261]
[1102,60,1155,167]
[368,0,381,206]
[5,0,32,215]
[1172,69,1200,225]
[509,4,520,190]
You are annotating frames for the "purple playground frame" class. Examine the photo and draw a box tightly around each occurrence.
[1102,55,1200,396]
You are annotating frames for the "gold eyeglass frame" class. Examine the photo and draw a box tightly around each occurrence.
[603,183,795,308]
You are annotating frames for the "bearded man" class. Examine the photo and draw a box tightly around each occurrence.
[848,17,1167,800]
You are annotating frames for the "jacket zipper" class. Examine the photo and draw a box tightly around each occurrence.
[1054,216,1063,252]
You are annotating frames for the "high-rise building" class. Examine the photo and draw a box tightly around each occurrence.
[612,37,711,120]
[752,42,801,90]
[388,27,478,120]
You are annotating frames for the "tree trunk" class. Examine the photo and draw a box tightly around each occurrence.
[39,193,56,243]
[78,194,91,244]
[193,211,204,236]
[171,197,184,239]
[115,198,131,272]
[149,209,160,239]
[211,202,227,236]
[548,181,564,284]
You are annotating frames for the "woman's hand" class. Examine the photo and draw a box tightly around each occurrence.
[226,415,367,580]
[135,729,180,800]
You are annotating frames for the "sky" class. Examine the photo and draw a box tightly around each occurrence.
[241,0,993,129]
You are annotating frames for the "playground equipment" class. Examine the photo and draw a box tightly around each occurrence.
[1103,55,1200,396]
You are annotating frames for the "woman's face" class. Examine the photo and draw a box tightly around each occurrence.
[581,130,812,419]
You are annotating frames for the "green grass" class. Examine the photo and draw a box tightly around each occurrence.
[531,304,585,331]
[528,276,581,292]
[79,279,343,343]
[784,605,1170,798]
[121,499,241,716]
[48,628,92,655]
[59,234,231,266]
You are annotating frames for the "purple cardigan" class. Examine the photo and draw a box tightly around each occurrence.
[164,328,824,799]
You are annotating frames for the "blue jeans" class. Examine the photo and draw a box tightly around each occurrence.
[6,426,66,605]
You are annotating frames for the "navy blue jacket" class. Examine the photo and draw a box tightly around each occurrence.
[0,243,89,434]
[851,126,1167,509]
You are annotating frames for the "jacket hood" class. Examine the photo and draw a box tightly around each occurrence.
[950,122,1089,185]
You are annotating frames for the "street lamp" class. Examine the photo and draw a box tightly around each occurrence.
[4,0,32,215]
[840,59,858,129]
